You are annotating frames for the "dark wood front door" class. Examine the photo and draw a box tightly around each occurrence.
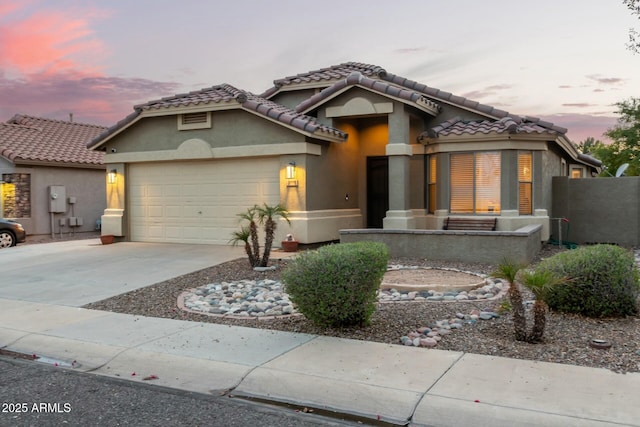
[367,156,389,228]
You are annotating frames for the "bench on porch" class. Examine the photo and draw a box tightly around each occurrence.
[443,217,497,231]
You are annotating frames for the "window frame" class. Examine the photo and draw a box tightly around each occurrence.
[518,151,533,215]
[449,151,501,215]
[427,155,436,214]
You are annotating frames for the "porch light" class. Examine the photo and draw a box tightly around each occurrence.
[107,169,117,184]
[286,161,298,187]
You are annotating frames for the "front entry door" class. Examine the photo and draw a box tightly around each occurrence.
[367,156,389,228]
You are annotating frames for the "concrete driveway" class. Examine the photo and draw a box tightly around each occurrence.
[0,239,244,306]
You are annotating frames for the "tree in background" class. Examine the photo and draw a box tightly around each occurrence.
[576,99,640,176]
[603,98,640,176]
[624,0,640,53]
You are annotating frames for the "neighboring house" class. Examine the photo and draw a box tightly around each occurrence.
[0,115,107,236]
[88,62,600,245]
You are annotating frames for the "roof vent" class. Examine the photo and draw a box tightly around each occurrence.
[178,112,211,130]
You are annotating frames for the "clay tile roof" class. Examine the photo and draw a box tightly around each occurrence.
[137,84,240,110]
[90,84,347,148]
[0,115,106,166]
[420,116,561,140]
[238,92,347,140]
[261,61,387,98]
[295,72,440,115]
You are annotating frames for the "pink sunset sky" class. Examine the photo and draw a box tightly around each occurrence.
[2,0,640,144]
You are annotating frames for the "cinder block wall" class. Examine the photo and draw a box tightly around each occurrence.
[552,176,640,246]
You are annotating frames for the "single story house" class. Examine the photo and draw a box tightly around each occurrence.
[1,115,107,236]
[88,62,601,245]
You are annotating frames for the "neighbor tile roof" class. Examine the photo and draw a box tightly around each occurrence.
[90,84,346,148]
[0,115,106,165]
[420,116,562,139]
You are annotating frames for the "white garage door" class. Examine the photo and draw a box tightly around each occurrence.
[128,159,280,244]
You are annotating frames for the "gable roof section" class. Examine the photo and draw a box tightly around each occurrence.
[0,115,106,166]
[265,62,599,168]
[89,84,347,149]
[295,72,441,116]
[265,61,568,134]
[261,62,386,98]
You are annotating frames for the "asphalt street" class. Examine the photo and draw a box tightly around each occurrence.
[0,356,363,427]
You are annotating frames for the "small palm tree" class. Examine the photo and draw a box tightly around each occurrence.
[256,203,290,267]
[493,258,527,342]
[237,206,260,266]
[519,269,566,343]
[229,226,256,267]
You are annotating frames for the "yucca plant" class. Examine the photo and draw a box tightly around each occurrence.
[229,226,256,267]
[256,203,290,267]
[493,259,527,342]
[518,268,566,343]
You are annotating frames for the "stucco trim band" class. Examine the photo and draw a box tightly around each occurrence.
[104,142,322,163]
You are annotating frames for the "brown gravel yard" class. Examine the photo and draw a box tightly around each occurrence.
[83,244,640,374]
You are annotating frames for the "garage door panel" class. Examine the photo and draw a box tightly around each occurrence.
[129,159,280,244]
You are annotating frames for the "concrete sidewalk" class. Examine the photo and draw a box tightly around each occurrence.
[1,298,639,426]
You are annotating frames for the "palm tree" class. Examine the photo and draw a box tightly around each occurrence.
[229,226,256,267]
[256,203,290,267]
[519,269,565,343]
[493,258,527,342]
[237,206,260,267]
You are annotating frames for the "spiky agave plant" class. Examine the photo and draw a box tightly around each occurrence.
[519,268,566,343]
[236,206,260,267]
[229,226,256,267]
[256,203,290,267]
[492,258,527,342]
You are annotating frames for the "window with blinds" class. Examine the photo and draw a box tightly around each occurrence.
[428,156,436,213]
[518,152,533,215]
[450,152,500,214]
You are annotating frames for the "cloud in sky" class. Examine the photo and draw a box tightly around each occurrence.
[561,103,598,108]
[0,2,180,124]
[461,84,512,100]
[540,113,618,143]
[1,0,637,141]
[586,75,626,85]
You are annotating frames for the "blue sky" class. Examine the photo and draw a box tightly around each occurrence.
[2,0,639,143]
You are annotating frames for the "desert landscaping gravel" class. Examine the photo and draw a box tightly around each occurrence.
[85,244,640,374]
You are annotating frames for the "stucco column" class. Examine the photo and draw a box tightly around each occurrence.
[383,105,416,229]
[101,162,125,236]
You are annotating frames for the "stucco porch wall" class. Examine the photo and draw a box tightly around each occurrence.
[283,209,363,244]
[340,224,542,264]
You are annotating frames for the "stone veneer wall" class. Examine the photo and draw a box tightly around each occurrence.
[1,173,31,218]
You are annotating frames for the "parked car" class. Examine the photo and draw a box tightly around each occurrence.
[0,218,26,248]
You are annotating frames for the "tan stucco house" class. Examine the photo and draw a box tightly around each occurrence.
[88,62,600,245]
[1,115,107,236]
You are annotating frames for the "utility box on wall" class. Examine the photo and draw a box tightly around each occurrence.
[49,186,66,213]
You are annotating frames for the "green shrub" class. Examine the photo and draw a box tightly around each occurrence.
[282,241,389,327]
[537,244,639,317]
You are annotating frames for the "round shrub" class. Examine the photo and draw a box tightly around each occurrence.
[537,244,639,317]
[282,241,389,327]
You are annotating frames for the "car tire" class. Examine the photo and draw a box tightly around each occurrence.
[0,231,16,248]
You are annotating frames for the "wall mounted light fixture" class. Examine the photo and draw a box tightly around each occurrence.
[107,169,117,184]
[286,161,298,187]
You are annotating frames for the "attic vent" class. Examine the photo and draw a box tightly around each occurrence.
[178,112,212,130]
